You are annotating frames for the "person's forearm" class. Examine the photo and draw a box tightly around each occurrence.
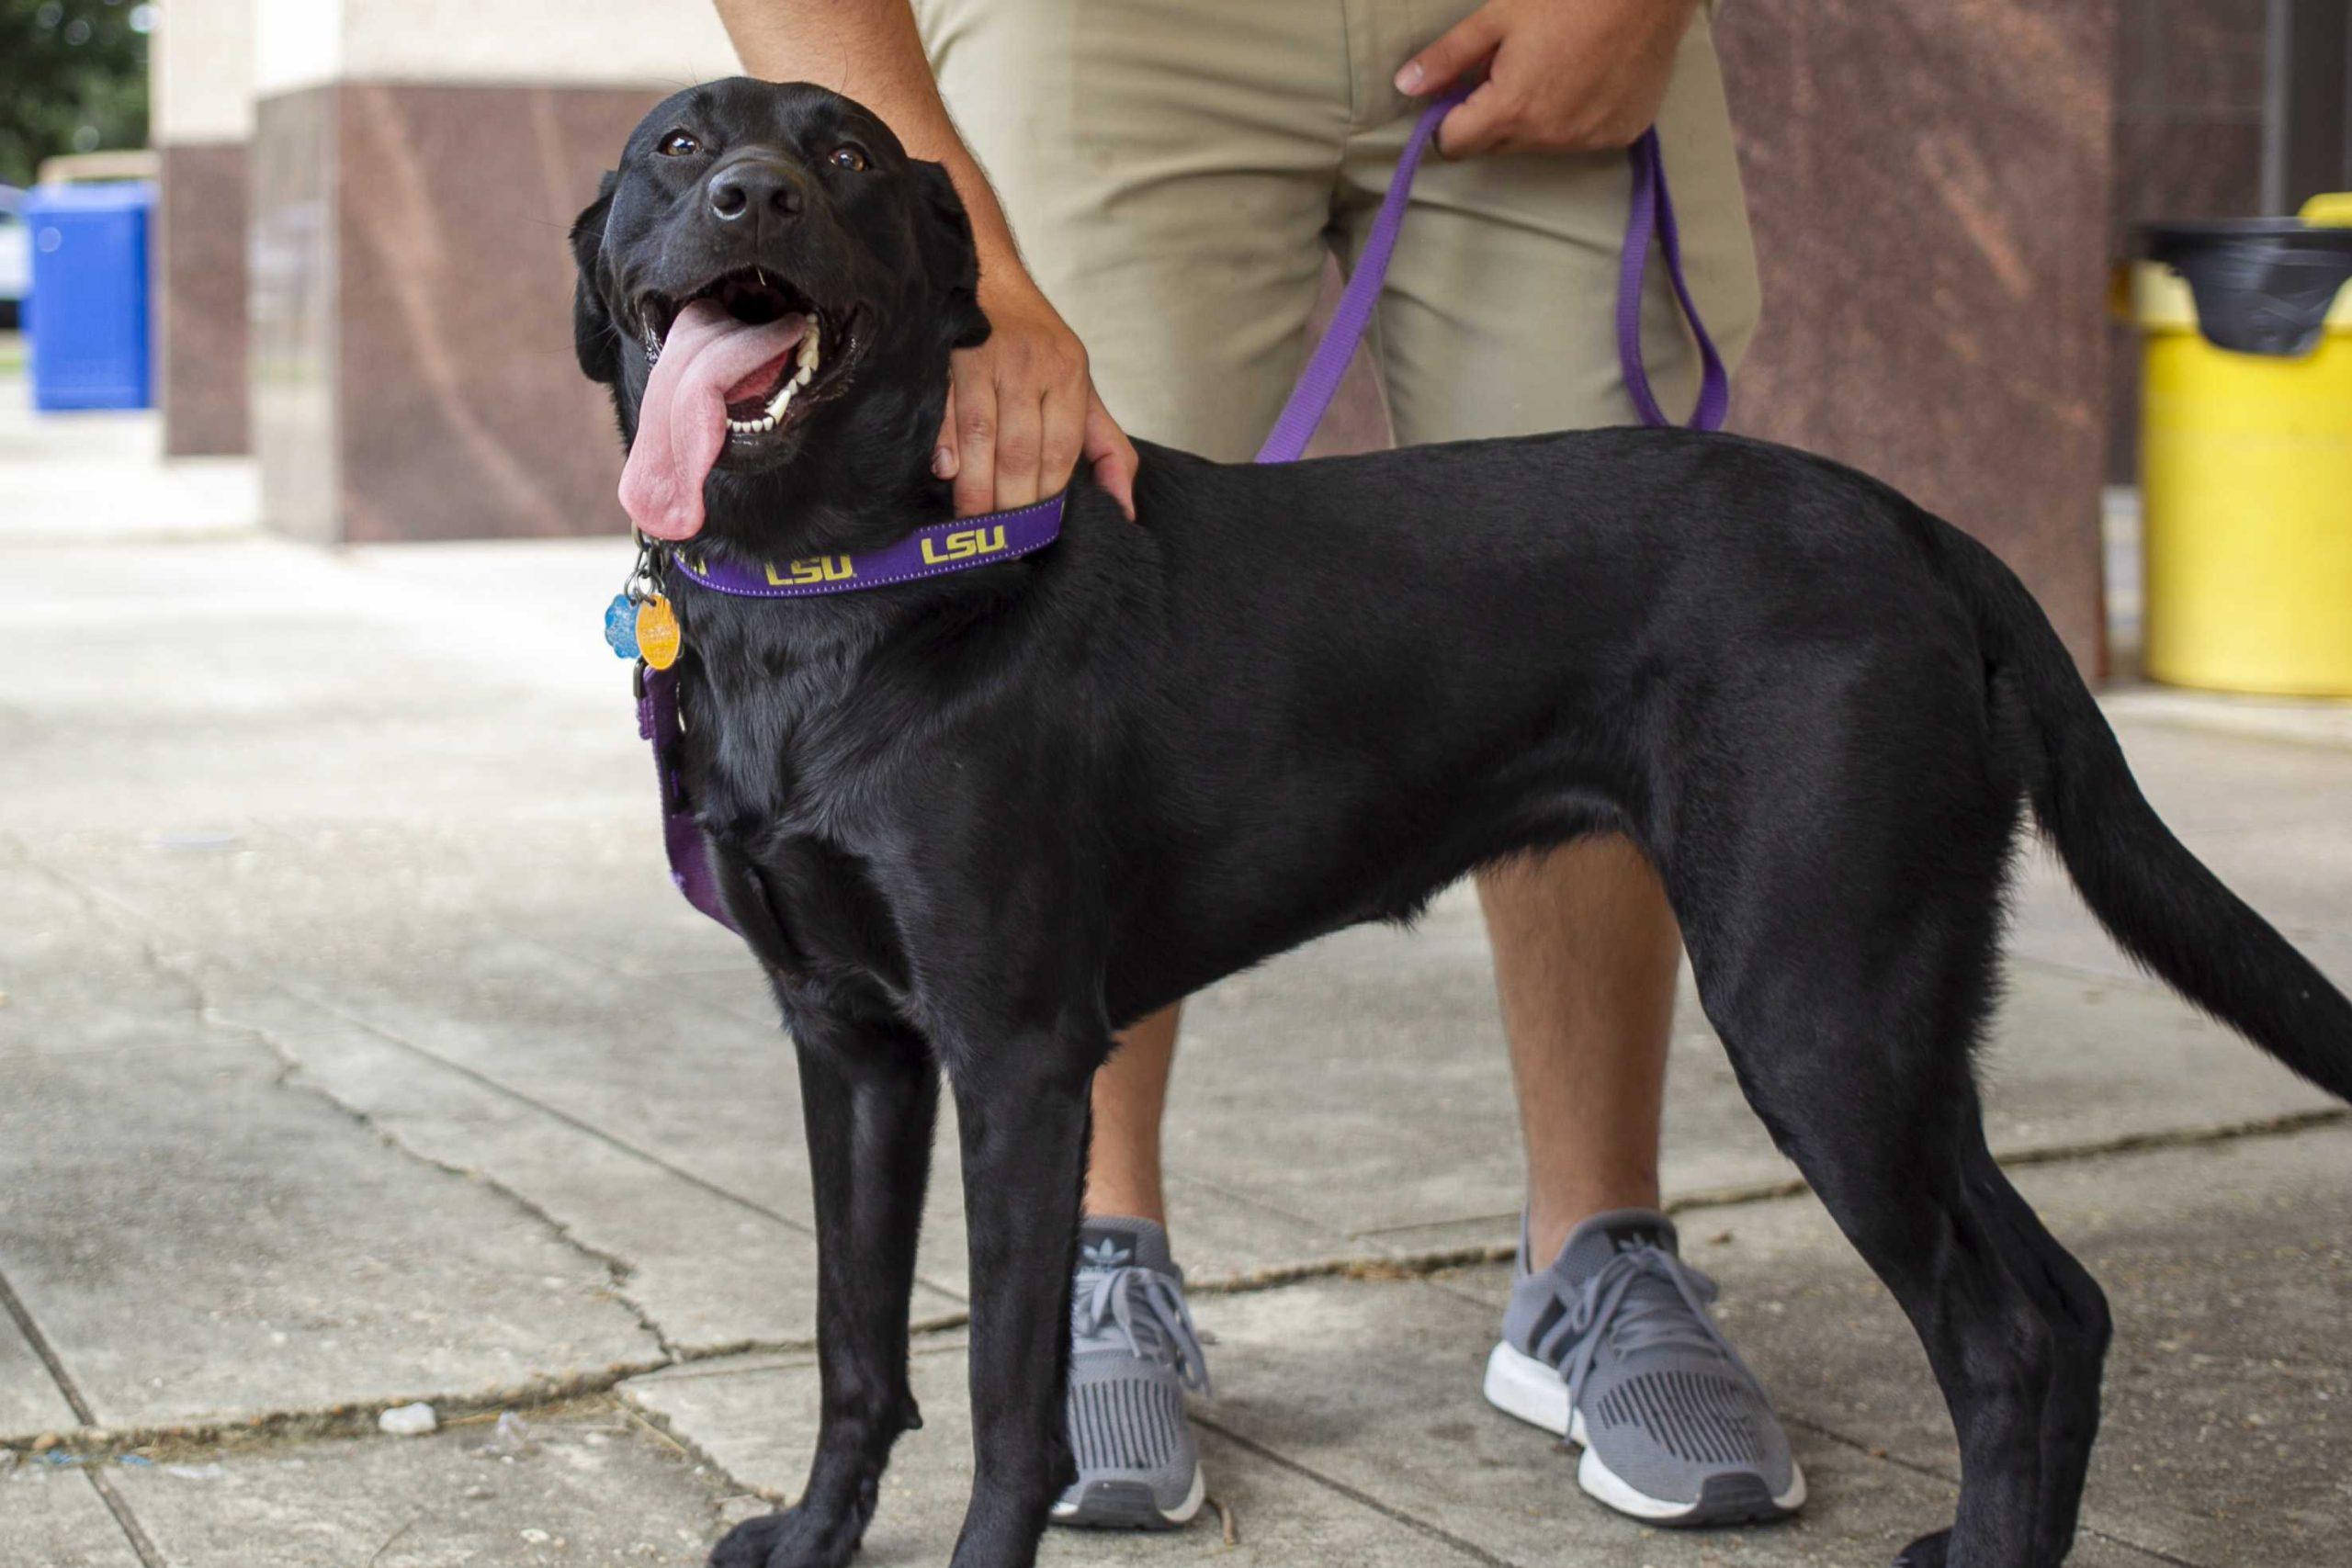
[714,0,1143,520]
[713,0,1033,296]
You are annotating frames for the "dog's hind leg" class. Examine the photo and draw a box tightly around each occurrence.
[1959,1128,2111,1566]
[1689,848,2069,1568]
[712,1014,938,1568]
[1720,1016,2057,1568]
[1667,644,2102,1565]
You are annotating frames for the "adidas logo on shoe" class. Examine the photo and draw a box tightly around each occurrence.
[1080,1237,1134,1269]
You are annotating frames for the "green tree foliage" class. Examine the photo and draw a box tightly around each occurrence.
[0,0,153,187]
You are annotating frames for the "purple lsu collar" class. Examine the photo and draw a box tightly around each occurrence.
[667,493,1064,598]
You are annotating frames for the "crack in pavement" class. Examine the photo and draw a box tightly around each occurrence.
[7,860,690,1351]
[17,852,978,1298]
[235,1000,693,1366]
[14,877,711,1372]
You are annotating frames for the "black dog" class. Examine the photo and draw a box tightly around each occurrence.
[571,79,2352,1568]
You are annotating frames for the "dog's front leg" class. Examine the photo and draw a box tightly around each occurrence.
[713,1016,938,1568]
[945,1044,1092,1568]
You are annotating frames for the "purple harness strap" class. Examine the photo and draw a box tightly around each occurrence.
[644,93,1730,931]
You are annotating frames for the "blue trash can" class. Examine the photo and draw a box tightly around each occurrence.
[24,181,156,412]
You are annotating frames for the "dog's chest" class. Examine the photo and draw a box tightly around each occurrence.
[688,660,922,996]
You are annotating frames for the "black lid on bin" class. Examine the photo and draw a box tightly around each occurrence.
[2142,219,2352,357]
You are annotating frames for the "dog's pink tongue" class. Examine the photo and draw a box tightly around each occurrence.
[619,299,809,540]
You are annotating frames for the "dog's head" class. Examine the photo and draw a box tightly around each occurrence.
[571,79,986,543]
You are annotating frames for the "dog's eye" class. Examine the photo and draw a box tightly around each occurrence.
[829,144,869,174]
[658,130,701,158]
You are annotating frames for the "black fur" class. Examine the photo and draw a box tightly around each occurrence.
[571,79,2352,1568]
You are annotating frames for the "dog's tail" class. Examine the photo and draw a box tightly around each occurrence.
[1949,526,2352,1103]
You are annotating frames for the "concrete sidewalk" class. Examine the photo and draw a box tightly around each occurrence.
[3,409,2346,1564]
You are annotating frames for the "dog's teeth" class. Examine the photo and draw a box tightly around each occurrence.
[719,318,825,435]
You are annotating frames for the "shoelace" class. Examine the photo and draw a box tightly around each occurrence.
[1528,1244,1764,1426]
[1072,1262,1212,1397]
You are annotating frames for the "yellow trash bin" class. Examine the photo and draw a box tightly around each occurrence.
[2135,196,2352,696]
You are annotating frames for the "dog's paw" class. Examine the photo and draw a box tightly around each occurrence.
[709,1506,864,1568]
[1893,1529,1951,1568]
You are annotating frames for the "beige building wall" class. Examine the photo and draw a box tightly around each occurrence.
[251,0,734,96]
[154,0,255,143]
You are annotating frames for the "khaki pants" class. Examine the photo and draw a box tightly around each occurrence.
[916,0,1759,460]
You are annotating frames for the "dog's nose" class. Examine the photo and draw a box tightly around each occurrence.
[708,159,804,223]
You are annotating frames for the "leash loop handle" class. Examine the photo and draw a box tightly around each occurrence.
[1619,128,1730,432]
[1253,92,1730,465]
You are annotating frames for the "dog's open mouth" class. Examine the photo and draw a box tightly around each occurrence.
[619,269,865,540]
[638,270,857,439]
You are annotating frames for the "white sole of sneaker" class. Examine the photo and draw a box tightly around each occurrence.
[1048,1461,1206,1529]
[1482,1341,1806,1525]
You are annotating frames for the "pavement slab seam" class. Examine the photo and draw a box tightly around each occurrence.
[617,1394,781,1507]
[0,859,716,1454]
[1107,1102,2352,1315]
[1765,1404,2204,1568]
[81,1467,168,1568]
[0,1267,99,1428]
[8,1373,672,1464]
[1185,1414,1533,1568]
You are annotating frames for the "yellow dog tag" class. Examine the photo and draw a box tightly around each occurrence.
[636,593,683,671]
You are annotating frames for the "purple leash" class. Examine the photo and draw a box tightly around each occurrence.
[1257,91,1727,462]
[637,661,736,929]
[646,92,1728,931]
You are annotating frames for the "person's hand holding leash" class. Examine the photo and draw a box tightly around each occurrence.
[1396,0,1701,158]
[934,271,1137,520]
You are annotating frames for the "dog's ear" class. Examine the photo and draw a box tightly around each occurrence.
[571,171,621,385]
[914,161,990,352]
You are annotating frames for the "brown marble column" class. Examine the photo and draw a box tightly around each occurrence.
[156,143,252,455]
[1715,0,2118,674]
[250,83,662,543]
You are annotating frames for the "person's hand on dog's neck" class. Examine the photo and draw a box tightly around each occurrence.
[715,0,1140,522]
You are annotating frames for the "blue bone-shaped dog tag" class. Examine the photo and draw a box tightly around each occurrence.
[604,592,640,660]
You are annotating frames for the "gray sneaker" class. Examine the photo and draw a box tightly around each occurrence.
[1048,1217,1209,1529]
[1484,1209,1804,1527]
